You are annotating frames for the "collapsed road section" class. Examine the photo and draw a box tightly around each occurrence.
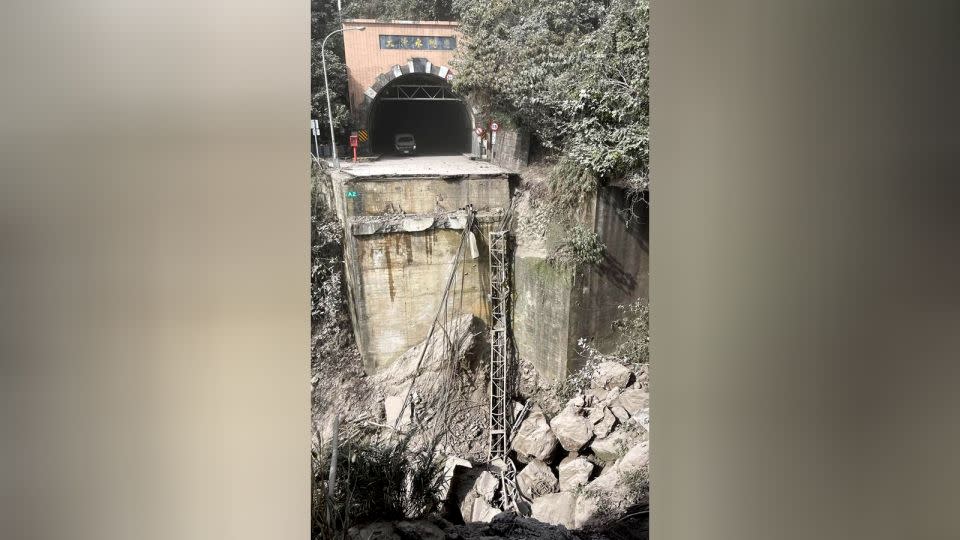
[326,156,512,373]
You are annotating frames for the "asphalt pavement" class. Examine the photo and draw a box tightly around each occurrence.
[336,154,507,177]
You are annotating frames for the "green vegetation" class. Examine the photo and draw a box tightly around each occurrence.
[312,433,446,539]
[612,299,650,367]
[343,0,456,21]
[311,1,352,138]
[547,298,650,403]
[549,224,606,268]
[453,0,650,199]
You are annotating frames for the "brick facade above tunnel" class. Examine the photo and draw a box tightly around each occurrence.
[342,19,462,122]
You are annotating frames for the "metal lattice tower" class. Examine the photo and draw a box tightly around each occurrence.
[488,229,510,462]
[488,229,522,510]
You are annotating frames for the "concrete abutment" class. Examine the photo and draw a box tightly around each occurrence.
[326,161,647,381]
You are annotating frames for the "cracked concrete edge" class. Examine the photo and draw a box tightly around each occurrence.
[348,209,505,236]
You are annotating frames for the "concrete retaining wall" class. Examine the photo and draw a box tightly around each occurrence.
[490,128,529,172]
[329,170,510,372]
[512,185,649,382]
[342,175,509,217]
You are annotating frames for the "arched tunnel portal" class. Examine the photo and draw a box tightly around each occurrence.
[366,73,472,156]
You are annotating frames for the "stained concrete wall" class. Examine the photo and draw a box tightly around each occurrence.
[512,185,649,382]
[348,228,492,370]
[329,170,510,372]
[512,257,574,382]
[490,128,530,173]
[567,187,649,372]
[341,175,509,217]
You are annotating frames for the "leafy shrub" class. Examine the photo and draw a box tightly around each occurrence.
[613,299,650,367]
[547,156,599,214]
[455,0,649,190]
[312,434,446,539]
[620,466,650,505]
[549,225,605,268]
[581,465,649,526]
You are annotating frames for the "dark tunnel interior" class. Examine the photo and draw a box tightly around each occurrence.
[368,75,472,155]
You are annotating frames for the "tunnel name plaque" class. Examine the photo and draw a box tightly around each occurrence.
[379,35,457,50]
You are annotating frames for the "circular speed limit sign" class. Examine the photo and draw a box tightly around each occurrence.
[446,72,454,82]
[490,122,500,132]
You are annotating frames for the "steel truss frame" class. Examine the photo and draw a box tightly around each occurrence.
[377,84,463,101]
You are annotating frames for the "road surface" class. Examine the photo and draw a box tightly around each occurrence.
[336,154,508,177]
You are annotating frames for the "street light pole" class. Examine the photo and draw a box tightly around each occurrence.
[321,25,365,170]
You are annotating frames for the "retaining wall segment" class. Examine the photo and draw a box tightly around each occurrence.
[329,170,510,372]
[512,185,649,382]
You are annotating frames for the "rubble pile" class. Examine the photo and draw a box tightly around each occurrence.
[314,314,489,460]
[453,361,650,530]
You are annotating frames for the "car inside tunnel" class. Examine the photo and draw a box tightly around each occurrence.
[368,74,472,156]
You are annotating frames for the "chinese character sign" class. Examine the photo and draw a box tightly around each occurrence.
[379,35,456,50]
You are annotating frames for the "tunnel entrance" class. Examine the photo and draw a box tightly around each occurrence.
[368,73,472,156]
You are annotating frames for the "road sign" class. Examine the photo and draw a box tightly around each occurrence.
[357,129,368,143]
[475,127,484,136]
[445,72,454,82]
[310,119,319,136]
[490,122,500,132]
[346,190,359,198]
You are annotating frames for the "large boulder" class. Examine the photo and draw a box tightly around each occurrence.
[438,456,472,502]
[572,470,621,529]
[616,441,650,472]
[531,491,577,529]
[586,405,605,424]
[516,459,559,500]
[574,441,649,528]
[592,362,633,390]
[590,429,641,464]
[511,406,560,462]
[549,409,594,452]
[584,387,609,404]
[615,388,649,417]
[459,489,479,525]
[609,404,631,423]
[591,407,618,439]
[449,468,482,523]
[475,470,499,502]
[558,456,594,491]
[471,499,503,523]
[452,468,500,523]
